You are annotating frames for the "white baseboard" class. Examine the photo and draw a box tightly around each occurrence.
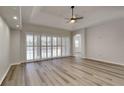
[0,62,22,85]
[0,64,11,85]
[84,57,124,66]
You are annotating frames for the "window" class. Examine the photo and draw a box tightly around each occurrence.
[41,36,47,59]
[62,37,66,56]
[27,47,33,60]
[73,34,81,57]
[26,34,33,60]
[47,36,52,58]
[74,34,81,52]
[53,37,57,57]
[34,35,40,60]
[57,37,61,57]
[26,34,70,61]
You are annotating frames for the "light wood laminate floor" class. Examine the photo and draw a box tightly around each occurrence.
[1,57,124,86]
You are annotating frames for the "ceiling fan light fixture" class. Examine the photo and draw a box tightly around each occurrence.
[69,19,76,24]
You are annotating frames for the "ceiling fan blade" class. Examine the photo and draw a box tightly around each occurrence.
[75,17,83,20]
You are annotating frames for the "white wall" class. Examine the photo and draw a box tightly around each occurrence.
[0,17,10,82]
[72,29,86,58]
[10,30,21,64]
[86,18,124,65]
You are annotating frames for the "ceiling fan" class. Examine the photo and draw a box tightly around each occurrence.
[66,6,83,24]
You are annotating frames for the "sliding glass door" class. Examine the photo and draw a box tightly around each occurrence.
[26,34,70,61]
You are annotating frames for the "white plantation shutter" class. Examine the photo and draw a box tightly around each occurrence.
[26,33,70,61]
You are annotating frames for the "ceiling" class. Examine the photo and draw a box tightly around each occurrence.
[1,6,124,31]
[0,6,22,30]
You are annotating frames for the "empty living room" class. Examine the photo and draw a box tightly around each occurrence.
[0,5,124,87]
